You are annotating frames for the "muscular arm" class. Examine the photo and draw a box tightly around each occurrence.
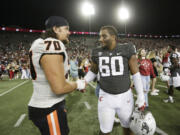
[129,55,145,109]
[84,61,98,83]
[128,55,139,75]
[41,54,77,95]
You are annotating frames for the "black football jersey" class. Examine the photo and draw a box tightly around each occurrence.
[91,43,136,94]
[169,53,180,77]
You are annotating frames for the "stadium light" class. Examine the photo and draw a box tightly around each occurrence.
[118,7,130,34]
[81,1,95,33]
[118,7,129,21]
[81,2,95,16]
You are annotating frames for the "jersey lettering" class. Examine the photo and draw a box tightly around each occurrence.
[99,56,124,77]
[44,41,61,51]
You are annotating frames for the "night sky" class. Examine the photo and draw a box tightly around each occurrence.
[1,0,180,35]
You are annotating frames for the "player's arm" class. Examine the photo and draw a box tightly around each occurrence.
[129,54,145,110]
[84,49,98,83]
[41,54,85,95]
[84,61,98,83]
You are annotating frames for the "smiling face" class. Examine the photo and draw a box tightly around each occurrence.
[99,29,116,49]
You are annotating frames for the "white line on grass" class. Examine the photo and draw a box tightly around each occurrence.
[157,84,167,88]
[84,101,91,110]
[156,127,168,135]
[89,82,96,89]
[0,80,29,96]
[89,83,169,135]
[14,114,26,127]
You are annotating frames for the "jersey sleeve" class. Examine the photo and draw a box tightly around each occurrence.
[127,43,136,59]
[31,38,66,55]
[42,38,66,54]
[30,38,66,66]
[170,53,179,65]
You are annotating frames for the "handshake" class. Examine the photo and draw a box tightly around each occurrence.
[76,79,87,91]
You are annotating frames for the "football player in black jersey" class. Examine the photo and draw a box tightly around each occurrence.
[84,26,145,135]
[164,45,180,103]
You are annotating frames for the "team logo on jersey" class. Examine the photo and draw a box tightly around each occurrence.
[98,52,102,56]
[99,96,104,102]
[141,122,150,134]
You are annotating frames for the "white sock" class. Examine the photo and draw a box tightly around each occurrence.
[169,96,173,100]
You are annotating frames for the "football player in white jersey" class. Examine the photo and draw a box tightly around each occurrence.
[84,26,145,135]
[28,16,86,135]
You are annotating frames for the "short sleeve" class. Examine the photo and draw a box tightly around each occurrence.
[30,38,66,55]
[42,38,66,54]
[30,38,66,65]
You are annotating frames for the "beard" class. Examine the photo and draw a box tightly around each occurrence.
[62,38,69,45]
[102,40,112,50]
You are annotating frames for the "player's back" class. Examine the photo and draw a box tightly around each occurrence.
[170,52,180,77]
[28,37,68,108]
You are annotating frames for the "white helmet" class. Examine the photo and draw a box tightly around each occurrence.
[130,110,156,135]
[160,73,170,82]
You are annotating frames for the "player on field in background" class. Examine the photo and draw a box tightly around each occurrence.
[84,26,145,135]
[163,45,180,103]
[28,16,86,135]
[175,48,180,63]
[162,47,171,89]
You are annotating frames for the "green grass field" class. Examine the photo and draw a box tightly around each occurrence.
[0,78,180,135]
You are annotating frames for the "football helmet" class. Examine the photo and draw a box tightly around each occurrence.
[130,109,156,135]
[160,73,170,82]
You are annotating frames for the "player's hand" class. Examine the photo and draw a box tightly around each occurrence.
[137,103,146,111]
[135,94,146,111]
[79,89,86,93]
[76,79,86,91]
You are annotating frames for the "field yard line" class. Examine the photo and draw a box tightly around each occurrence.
[14,114,26,127]
[0,80,29,96]
[157,84,167,88]
[156,127,168,135]
[89,82,96,89]
[84,101,91,110]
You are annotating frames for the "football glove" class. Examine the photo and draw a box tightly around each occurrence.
[135,94,146,111]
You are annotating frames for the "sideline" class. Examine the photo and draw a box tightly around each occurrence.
[0,80,29,96]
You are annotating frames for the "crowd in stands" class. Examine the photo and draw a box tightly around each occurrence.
[0,31,180,84]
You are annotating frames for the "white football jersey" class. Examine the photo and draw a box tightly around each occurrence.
[28,37,68,108]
